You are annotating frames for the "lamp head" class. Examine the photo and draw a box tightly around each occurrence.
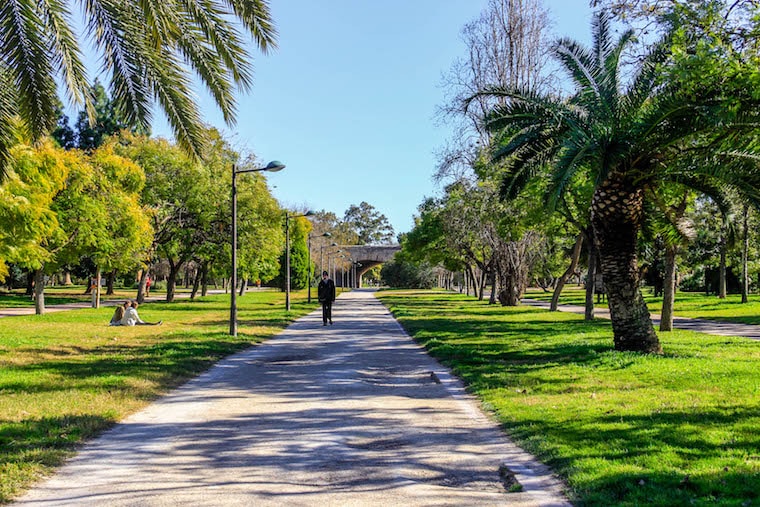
[264,160,286,172]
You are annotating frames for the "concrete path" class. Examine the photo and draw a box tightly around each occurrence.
[522,299,760,341]
[14,290,569,507]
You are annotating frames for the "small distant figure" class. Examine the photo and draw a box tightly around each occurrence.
[145,276,152,296]
[109,301,130,326]
[121,301,162,326]
[317,271,336,326]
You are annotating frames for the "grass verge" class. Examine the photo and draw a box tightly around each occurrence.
[377,289,760,506]
[0,290,315,503]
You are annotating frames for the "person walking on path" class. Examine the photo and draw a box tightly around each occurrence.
[317,270,336,325]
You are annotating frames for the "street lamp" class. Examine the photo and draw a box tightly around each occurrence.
[285,210,314,311]
[308,232,331,303]
[326,249,342,285]
[231,160,285,337]
[321,242,338,276]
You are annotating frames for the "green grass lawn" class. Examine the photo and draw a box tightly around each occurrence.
[0,290,315,503]
[377,289,760,507]
[527,285,760,325]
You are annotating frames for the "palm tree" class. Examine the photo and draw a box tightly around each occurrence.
[478,11,760,353]
[0,0,276,177]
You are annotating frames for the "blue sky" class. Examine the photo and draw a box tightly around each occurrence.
[151,1,594,237]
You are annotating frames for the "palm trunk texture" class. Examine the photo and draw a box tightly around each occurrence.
[591,177,661,353]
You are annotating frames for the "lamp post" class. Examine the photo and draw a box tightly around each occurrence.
[326,249,342,286]
[308,232,331,303]
[231,160,285,337]
[285,210,314,311]
[321,242,338,276]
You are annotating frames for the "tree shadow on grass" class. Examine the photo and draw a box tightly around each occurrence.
[2,338,257,394]
[511,408,760,506]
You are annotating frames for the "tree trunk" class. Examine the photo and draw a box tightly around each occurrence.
[238,277,247,296]
[34,269,45,315]
[136,269,148,303]
[166,260,184,302]
[742,206,749,304]
[719,219,727,299]
[106,269,116,295]
[26,271,34,296]
[478,269,487,301]
[201,262,209,297]
[660,245,677,331]
[63,270,73,285]
[191,268,201,300]
[551,233,584,311]
[591,176,661,353]
[584,242,596,321]
[488,270,497,305]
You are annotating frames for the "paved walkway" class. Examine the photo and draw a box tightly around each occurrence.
[522,299,760,341]
[14,290,569,507]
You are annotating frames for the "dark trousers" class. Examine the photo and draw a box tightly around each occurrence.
[321,301,332,323]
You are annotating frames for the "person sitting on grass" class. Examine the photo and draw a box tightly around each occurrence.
[121,301,162,326]
[109,301,130,326]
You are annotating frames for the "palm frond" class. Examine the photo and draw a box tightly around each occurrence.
[0,68,17,180]
[552,38,599,98]
[85,0,153,128]
[173,19,237,123]
[177,0,253,88]
[222,0,277,53]
[0,0,58,139]
[39,0,92,117]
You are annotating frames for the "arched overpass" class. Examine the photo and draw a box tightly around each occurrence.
[329,245,400,287]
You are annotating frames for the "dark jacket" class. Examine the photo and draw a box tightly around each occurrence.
[317,278,336,303]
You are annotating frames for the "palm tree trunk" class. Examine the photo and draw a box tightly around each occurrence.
[591,177,661,353]
[552,233,584,311]
[660,245,677,331]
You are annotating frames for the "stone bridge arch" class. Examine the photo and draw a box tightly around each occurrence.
[332,245,400,287]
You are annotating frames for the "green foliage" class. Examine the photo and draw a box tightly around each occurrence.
[277,215,311,290]
[343,202,395,245]
[378,290,760,506]
[381,256,437,289]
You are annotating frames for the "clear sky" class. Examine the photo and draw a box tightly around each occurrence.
[151,1,594,237]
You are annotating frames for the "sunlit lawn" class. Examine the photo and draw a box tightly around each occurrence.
[0,290,315,503]
[526,285,760,325]
[378,289,760,506]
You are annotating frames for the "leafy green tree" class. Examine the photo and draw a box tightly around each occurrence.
[276,215,310,290]
[478,11,760,352]
[0,0,277,177]
[74,80,145,151]
[343,202,395,245]
[236,158,284,290]
[381,253,437,289]
[1,139,150,312]
[111,133,202,301]
[0,141,70,295]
